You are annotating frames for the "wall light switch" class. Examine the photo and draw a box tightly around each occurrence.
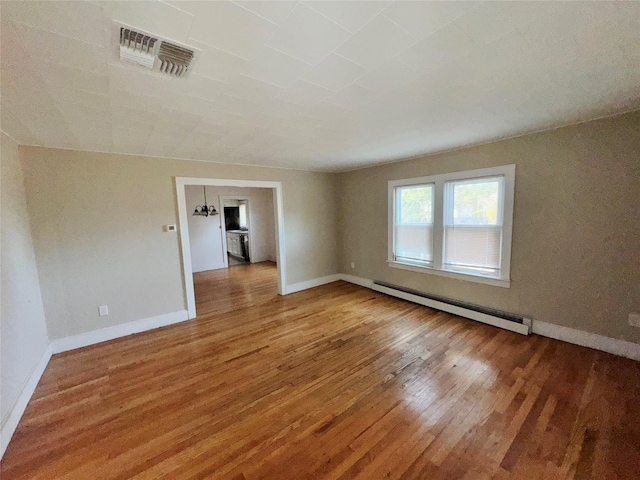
[164,224,177,232]
[629,312,640,327]
[98,305,109,316]
[350,262,355,269]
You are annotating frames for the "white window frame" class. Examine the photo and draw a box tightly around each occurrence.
[388,165,515,288]
[393,183,435,268]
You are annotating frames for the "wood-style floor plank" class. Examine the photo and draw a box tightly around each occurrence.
[2,262,640,479]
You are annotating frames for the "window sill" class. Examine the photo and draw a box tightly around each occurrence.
[387,261,510,288]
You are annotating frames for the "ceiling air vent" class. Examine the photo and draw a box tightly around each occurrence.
[158,42,194,77]
[118,26,194,78]
[119,28,157,69]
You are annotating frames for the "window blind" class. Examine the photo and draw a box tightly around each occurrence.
[394,184,433,266]
[444,177,503,275]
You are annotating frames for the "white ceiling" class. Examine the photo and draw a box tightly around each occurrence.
[1,1,639,172]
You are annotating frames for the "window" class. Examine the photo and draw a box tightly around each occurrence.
[395,185,434,267]
[238,202,247,229]
[388,165,515,287]
[444,177,503,276]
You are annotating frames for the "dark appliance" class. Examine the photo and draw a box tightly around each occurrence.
[224,206,240,230]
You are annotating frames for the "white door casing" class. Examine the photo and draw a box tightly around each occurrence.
[175,177,286,319]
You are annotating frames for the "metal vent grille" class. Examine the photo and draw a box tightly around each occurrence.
[120,28,158,53]
[158,42,194,77]
[117,26,195,78]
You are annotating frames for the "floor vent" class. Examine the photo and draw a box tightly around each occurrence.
[372,280,531,335]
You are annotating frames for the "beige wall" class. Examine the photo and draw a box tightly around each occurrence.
[185,185,277,272]
[12,111,640,347]
[186,185,227,272]
[1,133,50,424]
[338,111,640,343]
[21,148,338,340]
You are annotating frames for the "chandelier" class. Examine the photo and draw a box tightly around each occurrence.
[193,186,218,217]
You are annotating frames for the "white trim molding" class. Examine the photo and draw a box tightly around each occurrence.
[388,261,510,288]
[532,320,640,361]
[339,274,374,289]
[286,274,342,294]
[338,274,640,360]
[368,277,529,335]
[1,345,52,459]
[175,177,287,318]
[388,164,515,286]
[3,310,189,459]
[51,310,189,354]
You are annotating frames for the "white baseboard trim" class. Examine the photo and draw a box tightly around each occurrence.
[532,320,640,361]
[2,310,191,459]
[373,282,531,335]
[51,310,190,354]
[339,274,529,335]
[1,344,52,460]
[285,274,342,295]
[338,274,640,359]
[339,273,374,289]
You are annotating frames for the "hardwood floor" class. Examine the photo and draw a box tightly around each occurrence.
[2,263,640,479]
[193,262,279,317]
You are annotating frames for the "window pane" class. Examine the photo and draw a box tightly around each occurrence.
[239,204,247,228]
[395,185,433,264]
[396,225,433,263]
[451,178,502,226]
[398,185,433,224]
[444,226,501,271]
[445,177,503,275]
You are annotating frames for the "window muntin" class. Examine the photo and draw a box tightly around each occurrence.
[389,165,515,286]
[394,185,434,266]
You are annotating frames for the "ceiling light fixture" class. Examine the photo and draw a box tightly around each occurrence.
[193,186,218,217]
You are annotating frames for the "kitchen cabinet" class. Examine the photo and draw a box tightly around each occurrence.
[226,231,249,260]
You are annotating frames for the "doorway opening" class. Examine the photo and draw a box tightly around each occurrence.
[175,178,287,319]
[220,196,252,267]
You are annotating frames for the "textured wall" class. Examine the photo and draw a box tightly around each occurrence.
[21,148,338,339]
[338,111,640,342]
[1,133,49,425]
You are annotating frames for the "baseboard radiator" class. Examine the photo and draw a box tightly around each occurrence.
[372,280,531,335]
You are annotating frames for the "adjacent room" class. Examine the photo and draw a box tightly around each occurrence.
[184,183,279,316]
[1,1,639,479]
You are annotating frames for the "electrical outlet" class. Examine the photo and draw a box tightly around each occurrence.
[98,305,109,316]
[350,262,355,269]
[629,312,640,327]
